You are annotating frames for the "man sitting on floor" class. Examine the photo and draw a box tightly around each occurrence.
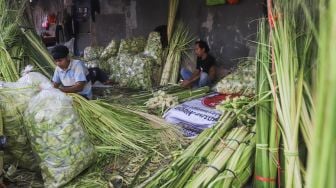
[180,40,216,88]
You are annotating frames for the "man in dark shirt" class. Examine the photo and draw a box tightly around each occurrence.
[180,40,216,88]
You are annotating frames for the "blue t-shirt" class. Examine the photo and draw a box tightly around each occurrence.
[52,60,92,99]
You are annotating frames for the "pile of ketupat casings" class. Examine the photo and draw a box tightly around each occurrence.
[85,33,163,90]
[83,46,104,68]
[215,60,256,96]
[113,32,163,89]
[0,79,41,171]
[25,83,96,187]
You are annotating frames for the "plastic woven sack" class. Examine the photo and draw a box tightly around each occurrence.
[24,87,96,187]
[85,59,99,68]
[100,40,120,60]
[215,61,256,95]
[118,53,135,87]
[108,56,120,81]
[144,32,163,65]
[83,46,104,61]
[118,37,146,55]
[127,54,155,89]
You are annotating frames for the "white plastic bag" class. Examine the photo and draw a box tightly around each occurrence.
[25,87,95,187]
[0,68,51,170]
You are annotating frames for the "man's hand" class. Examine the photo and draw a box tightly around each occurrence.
[181,80,192,88]
[53,82,61,89]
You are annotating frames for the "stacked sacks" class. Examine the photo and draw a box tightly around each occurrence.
[117,54,135,87]
[1,68,96,187]
[100,40,120,74]
[83,46,104,68]
[87,33,162,90]
[143,32,163,86]
[117,32,162,89]
[100,40,120,60]
[118,37,146,55]
[107,37,147,84]
[0,68,53,171]
[215,61,256,96]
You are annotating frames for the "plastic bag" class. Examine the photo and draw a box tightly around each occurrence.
[18,65,53,87]
[24,88,95,187]
[0,70,51,170]
[0,82,39,170]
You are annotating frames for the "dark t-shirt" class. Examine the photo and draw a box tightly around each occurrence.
[196,55,215,74]
[88,67,108,84]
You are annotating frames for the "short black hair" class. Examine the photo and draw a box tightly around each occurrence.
[51,45,69,60]
[195,40,210,53]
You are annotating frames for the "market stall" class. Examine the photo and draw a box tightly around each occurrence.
[0,0,335,188]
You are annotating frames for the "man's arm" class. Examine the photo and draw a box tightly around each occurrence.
[59,81,86,93]
[181,69,200,87]
[63,61,88,93]
[53,82,61,88]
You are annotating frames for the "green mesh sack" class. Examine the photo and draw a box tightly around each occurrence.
[215,61,256,96]
[118,37,146,55]
[127,54,155,90]
[144,32,163,65]
[108,56,121,82]
[118,53,135,87]
[83,46,104,61]
[100,40,120,60]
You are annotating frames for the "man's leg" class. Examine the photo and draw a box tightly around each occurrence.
[198,72,210,87]
[180,68,193,80]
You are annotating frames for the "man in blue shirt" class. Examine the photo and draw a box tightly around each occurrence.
[51,45,92,99]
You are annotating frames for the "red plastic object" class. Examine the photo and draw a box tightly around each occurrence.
[227,0,239,4]
[202,93,241,108]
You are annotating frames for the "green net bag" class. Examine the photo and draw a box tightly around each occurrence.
[100,40,120,60]
[144,32,163,65]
